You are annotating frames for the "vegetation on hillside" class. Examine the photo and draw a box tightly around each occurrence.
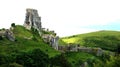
[0,25,60,57]
[0,49,49,67]
[61,30,120,67]
[1,25,120,67]
[62,30,120,51]
[65,52,98,67]
[0,25,62,66]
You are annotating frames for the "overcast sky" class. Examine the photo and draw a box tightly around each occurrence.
[0,0,120,37]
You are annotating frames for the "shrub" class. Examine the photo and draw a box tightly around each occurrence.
[50,53,72,67]
[0,36,3,40]
[11,23,16,27]
[16,49,49,67]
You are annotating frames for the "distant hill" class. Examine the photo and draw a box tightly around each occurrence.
[62,30,120,51]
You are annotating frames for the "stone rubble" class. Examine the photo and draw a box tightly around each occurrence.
[0,29,15,41]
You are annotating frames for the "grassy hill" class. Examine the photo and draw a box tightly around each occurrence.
[0,25,60,57]
[0,25,115,67]
[62,30,120,51]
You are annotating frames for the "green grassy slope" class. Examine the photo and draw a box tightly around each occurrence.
[0,25,60,57]
[0,25,112,67]
[62,30,120,51]
[65,52,101,67]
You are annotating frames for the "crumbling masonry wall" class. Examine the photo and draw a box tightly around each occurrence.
[24,8,42,35]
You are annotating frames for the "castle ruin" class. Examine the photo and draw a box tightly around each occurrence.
[24,8,59,50]
[24,8,42,35]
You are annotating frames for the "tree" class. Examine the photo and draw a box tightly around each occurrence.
[0,36,3,40]
[2,28,5,30]
[16,49,49,67]
[16,52,32,67]
[105,55,120,67]
[50,53,72,67]
[30,48,49,67]
[11,23,15,27]
[115,44,120,55]
[0,54,6,65]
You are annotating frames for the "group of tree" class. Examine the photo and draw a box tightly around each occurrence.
[0,49,49,67]
[0,48,72,67]
[50,53,72,67]
[83,35,120,51]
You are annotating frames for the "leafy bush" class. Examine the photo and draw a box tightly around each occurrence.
[11,23,16,27]
[0,36,3,40]
[0,54,6,65]
[83,36,120,51]
[16,48,49,67]
[50,53,72,67]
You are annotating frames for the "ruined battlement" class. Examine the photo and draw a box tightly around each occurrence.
[24,8,42,35]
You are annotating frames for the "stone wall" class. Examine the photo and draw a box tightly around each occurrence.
[42,33,59,50]
[58,45,103,56]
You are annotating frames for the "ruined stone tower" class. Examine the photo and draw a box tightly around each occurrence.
[24,8,42,35]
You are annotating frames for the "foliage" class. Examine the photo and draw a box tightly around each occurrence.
[0,36,3,40]
[0,49,49,67]
[1,25,119,67]
[0,54,6,65]
[31,27,39,36]
[62,31,120,51]
[65,52,100,67]
[16,49,49,67]
[115,44,120,54]
[105,55,120,67]
[11,23,16,27]
[2,28,5,30]
[0,25,61,67]
[83,35,120,51]
[0,25,60,57]
[50,53,72,67]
